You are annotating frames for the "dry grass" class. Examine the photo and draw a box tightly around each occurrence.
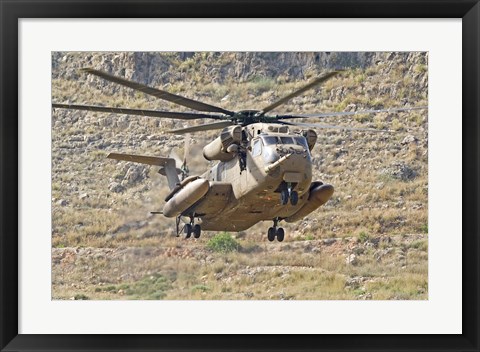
[52,232,427,300]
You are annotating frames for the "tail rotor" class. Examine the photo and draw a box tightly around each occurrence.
[170,133,191,181]
[181,134,190,180]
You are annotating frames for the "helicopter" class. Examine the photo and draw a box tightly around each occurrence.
[52,68,426,242]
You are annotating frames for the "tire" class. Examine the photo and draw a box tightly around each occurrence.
[290,191,299,206]
[267,227,276,242]
[276,228,285,242]
[184,224,192,238]
[280,190,289,205]
[193,224,201,238]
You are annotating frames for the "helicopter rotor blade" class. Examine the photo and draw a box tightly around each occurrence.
[80,68,235,116]
[261,71,341,115]
[281,120,392,133]
[52,103,227,120]
[276,106,428,120]
[167,121,233,135]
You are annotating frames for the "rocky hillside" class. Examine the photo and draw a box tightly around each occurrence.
[51,52,428,300]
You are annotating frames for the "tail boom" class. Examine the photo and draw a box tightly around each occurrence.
[107,153,180,190]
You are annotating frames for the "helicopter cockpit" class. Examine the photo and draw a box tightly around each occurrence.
[251,134,311,166]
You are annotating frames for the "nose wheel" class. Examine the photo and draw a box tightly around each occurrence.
[280,183,299,206]
[267,218,285,242]
[290,191,298,205]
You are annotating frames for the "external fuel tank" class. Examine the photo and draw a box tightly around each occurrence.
[285,182,334,223]
[162,178,210,217]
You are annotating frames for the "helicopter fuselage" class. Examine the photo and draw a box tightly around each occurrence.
[185,123,317,231]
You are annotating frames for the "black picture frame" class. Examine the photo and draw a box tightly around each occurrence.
[1,1,479,351]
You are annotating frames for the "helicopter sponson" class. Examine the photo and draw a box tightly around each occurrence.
[162,177,210,218]
[284,182,334,223]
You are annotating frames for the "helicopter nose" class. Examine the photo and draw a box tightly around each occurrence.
[282,148,310,170]
[263,147,280,164]
[280,152,312,191]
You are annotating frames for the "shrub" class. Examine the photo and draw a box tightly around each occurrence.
[421,223,428,234]
[74,294,89,300]
[250,76,275,94]
[207,232,240,253]
[125,273,172,300]
[358,231,370,243]
[410,239,428,251]
[191,284,210,292]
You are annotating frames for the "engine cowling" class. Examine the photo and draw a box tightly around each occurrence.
[302,129,317,151]
[203,125,242,161]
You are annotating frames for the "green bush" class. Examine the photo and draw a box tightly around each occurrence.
[74,294,89,300]
[207,232,240,253]
[421,223,428,234]
[125,273,172,300]
[358,231,370,243]
[410,239,428,251]
[191,284,210,292]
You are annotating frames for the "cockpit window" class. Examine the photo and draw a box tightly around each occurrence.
[261,135,310,147]
[294,136,309,149]
[262,136,279,145]
[252,139,262,157]
[279,136,294,145]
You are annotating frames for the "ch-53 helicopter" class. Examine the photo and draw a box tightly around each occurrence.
[53,68,426,242]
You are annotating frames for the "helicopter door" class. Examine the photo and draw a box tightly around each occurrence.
[247,138,263,178]
[216,163,224,181]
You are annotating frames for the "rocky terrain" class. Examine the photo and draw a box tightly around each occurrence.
[51,52,428,300]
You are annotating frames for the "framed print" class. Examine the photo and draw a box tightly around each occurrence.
[1,1,479,351]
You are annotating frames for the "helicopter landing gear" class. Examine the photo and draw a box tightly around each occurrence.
[178,216,201,239]
[184,224,192,238]
[280,183,299,206]
[290,191,299,206]
[276,228,285,242]
[267,227,276,242]
[193,224,201,239]
[267,218,285,242]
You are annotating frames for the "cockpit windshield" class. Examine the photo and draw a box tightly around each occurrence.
[294,136,309,149]
[262,136,279,145]
[260,135,309,148]
[280,136,294,145]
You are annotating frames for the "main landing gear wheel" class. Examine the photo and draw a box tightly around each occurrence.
[267,227,276,242]
[276,228,285,242]
[184,224,192,238]
[267,218,286,242]
[193,224,201,239]
[290,191,299,206]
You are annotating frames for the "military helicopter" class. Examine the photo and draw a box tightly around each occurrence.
[53,68,426,242]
